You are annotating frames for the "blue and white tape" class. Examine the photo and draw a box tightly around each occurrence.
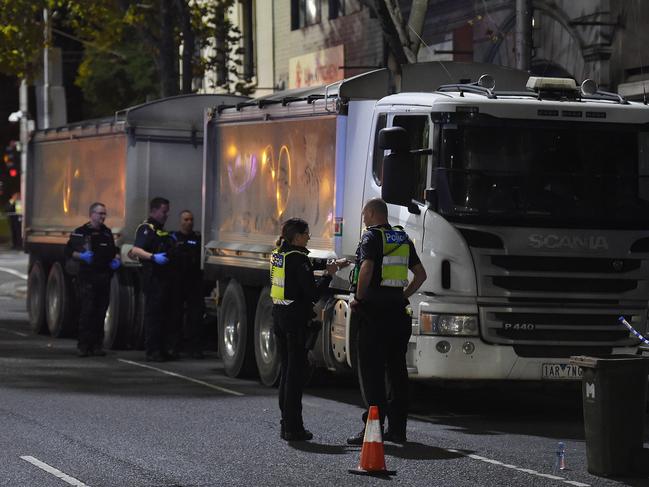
[618,316,649,345]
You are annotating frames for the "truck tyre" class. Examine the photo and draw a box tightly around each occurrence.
[103,270,136,350]
[254,287,280,387]
[45,262,77,338]
[218,280,258,378]
[27,260,48,334]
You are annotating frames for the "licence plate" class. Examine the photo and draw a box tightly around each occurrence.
[542,363,583,380]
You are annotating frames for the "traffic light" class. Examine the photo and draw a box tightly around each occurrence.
[3,141,20,179]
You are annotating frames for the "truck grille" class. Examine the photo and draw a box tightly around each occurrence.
[460,226,649,348]
[480,307,642,347]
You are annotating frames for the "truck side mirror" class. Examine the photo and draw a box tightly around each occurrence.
[380,127,414,207]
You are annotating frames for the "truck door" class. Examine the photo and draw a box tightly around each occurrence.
[363,112,432,253]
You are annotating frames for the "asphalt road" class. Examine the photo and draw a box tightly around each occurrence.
[0,249,648,487]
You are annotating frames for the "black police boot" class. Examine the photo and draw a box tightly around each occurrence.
[346,429,366,445]
[283,429,313,442]
[92,348,107,357]
[384,429,407,444]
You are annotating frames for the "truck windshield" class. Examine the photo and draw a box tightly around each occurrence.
[438,119,649,229]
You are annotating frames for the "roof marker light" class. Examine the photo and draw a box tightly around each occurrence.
[526,76,577,92]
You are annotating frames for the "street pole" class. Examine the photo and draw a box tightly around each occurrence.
[19,79,28,241]
[43,7,51,129]
[515,0,532,71]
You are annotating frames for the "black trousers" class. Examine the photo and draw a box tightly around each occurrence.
[357,302,412,434]
[142,271,173,355]
[77,272,111,352]
[273,305,308,433]
[170,274,204,353]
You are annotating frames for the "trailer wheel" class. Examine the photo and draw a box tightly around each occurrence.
[104,270,136,350]
[45,262,77,338]
[254,287,280,387]
[218,280,258,378]
[27,260,48,334]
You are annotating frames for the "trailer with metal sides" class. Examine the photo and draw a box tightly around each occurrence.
[25,94,246,348]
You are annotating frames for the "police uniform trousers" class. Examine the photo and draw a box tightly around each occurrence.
[142,269,174,356]
[170,272,204,353]
[357,302,412,434]
[77,271,111,352]
[272,303,308,434]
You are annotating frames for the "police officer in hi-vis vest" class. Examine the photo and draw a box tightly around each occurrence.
[130,197,175,362]
[347,198,427,445]
[270,218,349,442]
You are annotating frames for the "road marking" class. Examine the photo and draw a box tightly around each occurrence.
[117,359,244,396]
[0,266,28,280]
[20,455,90,486]
[446,449,590,486]
[0,327,28,337]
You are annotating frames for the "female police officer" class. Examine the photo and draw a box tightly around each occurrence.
[270,218,348,441]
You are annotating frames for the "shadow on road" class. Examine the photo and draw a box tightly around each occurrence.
[0,320,264,399]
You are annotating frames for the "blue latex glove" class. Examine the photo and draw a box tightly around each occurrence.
[109,258,121,270]
[152,252,169,265]
[79,250,94,264]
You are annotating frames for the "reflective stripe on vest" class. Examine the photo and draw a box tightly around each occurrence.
[269,248,306,304]
[377,227,410,287]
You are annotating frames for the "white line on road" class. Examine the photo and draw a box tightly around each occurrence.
[0,327,28,337]
[117,358,244,396]
[0,266,28,280]
[20,455,90,486]
[446,449,590,487]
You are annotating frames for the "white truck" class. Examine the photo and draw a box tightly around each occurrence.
[203,62,649,387]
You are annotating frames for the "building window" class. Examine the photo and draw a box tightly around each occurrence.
[329,0,361,19]
[292,0,321,30]
[241,0,255,81]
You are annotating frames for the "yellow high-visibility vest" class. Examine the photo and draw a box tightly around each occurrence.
[269,248,307,304]
[376,227,410,288]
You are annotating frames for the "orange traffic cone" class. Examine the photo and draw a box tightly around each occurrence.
[348,405,396,476]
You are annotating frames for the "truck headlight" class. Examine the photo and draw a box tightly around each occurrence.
[419,313,479,336]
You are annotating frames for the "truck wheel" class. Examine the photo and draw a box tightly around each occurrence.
[254,287,280,387]
[104,270,136,350]
[218,280,258,378]
[27,260,48,334]
[45,262,77,338]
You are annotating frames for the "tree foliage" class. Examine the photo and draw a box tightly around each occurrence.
[0,0,56,80]
[0,0,253,116]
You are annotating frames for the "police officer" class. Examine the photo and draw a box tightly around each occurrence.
[169,210,204,359]
[270,218,348,441]
[130,197,174,362]
[347,198,427,445]
[65,202,120,357]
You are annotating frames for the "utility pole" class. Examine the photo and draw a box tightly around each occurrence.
[515,0,532,71]
[43,7,51,129]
